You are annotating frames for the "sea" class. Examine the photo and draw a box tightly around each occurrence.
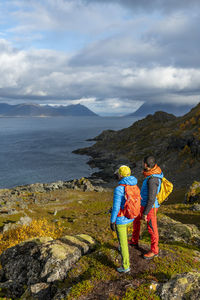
[0,116,139,189]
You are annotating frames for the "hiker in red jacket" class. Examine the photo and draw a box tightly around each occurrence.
[129,156,163,259]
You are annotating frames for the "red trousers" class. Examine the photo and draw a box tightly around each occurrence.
[131,206,159,254]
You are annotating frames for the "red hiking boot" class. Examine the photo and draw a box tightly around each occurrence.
[143,251,158,260]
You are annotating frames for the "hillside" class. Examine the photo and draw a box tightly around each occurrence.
[0,180,199,299]
[74,103,200,189]
[126,102,194,117]
[0,103,98,117]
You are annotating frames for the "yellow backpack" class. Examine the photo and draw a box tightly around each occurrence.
[157,177,173,205]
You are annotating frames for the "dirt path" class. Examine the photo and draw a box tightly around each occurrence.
[81,243,164,299]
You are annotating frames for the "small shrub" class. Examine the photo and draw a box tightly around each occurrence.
[0,219,63,254]
[179,145,191,157]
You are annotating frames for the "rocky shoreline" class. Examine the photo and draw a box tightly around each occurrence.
[73,130,138,184]
[73,108,200,189]
[0,176,110,197]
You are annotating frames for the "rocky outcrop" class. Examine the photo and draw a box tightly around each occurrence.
[8,177,105,194]
[158,215,200,247]
[64,177,105,192]
[0,234,96,299]
[0,177,107,216]
[159,272,200,300]
[190,204,200,211]
[74,105,200,188]
[186,181,200,203]
[168,134,200,158]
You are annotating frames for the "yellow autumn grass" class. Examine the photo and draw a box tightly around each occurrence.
[0,218,63,255]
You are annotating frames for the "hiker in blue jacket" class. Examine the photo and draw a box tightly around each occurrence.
[110,165,139,273]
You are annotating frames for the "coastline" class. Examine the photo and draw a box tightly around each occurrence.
[0,176,111,197]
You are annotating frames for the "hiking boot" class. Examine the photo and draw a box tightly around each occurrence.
[143,251,158,260]
[128,240,139,248]
[117,266,130,273]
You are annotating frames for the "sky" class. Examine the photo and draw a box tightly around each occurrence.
[0,0,200,116]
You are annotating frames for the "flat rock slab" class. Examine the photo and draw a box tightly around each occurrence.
[0,234,96,299]
[160,272,200,300]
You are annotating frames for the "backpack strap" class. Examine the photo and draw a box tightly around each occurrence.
[147,175,160,216]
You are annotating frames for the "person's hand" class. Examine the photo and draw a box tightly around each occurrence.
[142,215,147,222]
[110,222,116,231]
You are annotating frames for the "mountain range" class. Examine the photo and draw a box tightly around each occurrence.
[0,103,98,117]
[0,102,195,117]
[126,102,194,117]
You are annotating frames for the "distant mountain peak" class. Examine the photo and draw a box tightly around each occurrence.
[19,103,41,107]
[126,102,195,117]
[0,103,98,117]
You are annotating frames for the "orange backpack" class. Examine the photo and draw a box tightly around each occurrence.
[118,184,141,219]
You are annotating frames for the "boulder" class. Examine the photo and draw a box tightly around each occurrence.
[3,216,32,233]
[17,216,32,226]
[64,177,104,192]
[21,282,52,300]
[190,204,200,211]
[158,215,200,247]
[0,234,96,299]
[159,272,200,300]
[185,181,200,203]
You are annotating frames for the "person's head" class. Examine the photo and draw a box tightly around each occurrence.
[143,156,156,170]
[115,165,131,179]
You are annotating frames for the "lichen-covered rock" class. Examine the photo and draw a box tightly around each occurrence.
[21,282,52,300]
[186,181,200,203]
[0,234,96,299]
[65,177,95,191]
[3,216,33,233]
[158,215,200,246]
[159,272,200,300]
[190,204,200,211]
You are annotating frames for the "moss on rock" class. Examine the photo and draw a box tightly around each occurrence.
[160,272,200,300]
[158,215,200,246]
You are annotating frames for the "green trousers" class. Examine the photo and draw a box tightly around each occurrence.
[116,223,130,269]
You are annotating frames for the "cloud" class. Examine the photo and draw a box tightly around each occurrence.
[4,0,127,48]
[0,1,200,115]
[85,0,200,14]
[69,10,200,68]
[0,37,199,113]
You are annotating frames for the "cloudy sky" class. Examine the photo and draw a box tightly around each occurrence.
[0,0,200,116]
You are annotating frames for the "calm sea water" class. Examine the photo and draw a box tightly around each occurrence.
[0,116,138,188]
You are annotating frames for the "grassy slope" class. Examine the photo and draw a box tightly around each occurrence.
[0,187,199,299]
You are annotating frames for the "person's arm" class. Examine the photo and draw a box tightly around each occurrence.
[110,186,124,226]
[143,177,159,216]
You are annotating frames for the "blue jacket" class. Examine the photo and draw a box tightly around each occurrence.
[110,176,138,225]
[141,173,163,209]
